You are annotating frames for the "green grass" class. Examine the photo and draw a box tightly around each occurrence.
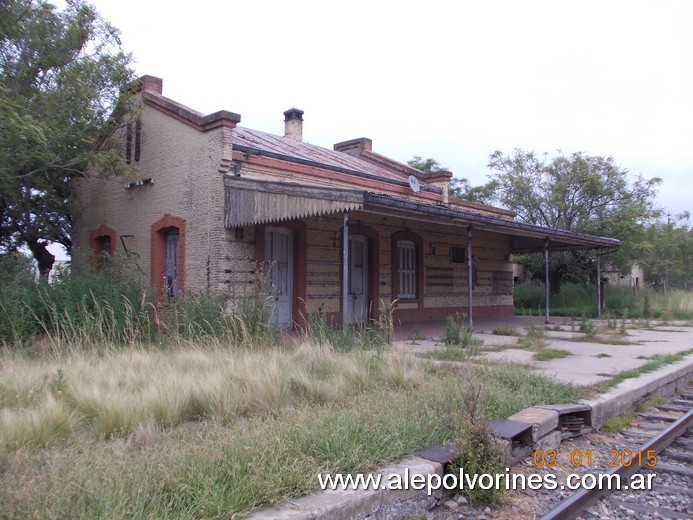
[602,412,637,433]
[0,346,580,518]
[596,353,612,358]
[444,314,482,349]
[492,326,521,336]
[517,326,547,350]
[637,395,667,412]
[598,350,693,389]
[423,346,472,362]
[533,349,572,361]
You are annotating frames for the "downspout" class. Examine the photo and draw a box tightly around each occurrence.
[342,212,349,332]
[545,238,550,324]
[467,226,473,330]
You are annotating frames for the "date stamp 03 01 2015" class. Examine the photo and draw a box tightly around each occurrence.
[532,448,658,469]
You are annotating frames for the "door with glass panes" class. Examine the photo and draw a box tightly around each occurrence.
[265,227,293,328]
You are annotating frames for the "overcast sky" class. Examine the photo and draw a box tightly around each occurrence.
[89,0,691,217]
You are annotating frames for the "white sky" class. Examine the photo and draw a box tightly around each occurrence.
[90,0,691,216]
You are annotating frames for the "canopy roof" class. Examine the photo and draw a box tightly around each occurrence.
[224,177,621,253]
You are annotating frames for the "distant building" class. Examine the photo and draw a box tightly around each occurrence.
[603,264,644,290]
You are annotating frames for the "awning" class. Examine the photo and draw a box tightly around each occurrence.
[223,177,621,252]
[361,193,621,253]
[224,177,363,227]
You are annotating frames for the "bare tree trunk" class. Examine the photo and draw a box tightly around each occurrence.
[26,240,55,281]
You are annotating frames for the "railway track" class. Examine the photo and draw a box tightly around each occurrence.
[542,391,693,520]
[430,390,692,519]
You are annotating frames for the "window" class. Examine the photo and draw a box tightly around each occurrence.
[125,119,141,164]
[125,123,132,164]
[450,246,466,264]
[96,235,112,268]
[398,240,416,299]
[90,225,117,272]
[165,230,180,297]
[391,230,422,303]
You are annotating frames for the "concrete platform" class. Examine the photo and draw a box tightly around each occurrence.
[253,319,692,519]
[394,317,693,387]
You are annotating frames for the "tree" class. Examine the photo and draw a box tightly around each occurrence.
[448,177,496,205]
[407,155,448,174]
[0,0,134,277]
[407,156,495,204]
[487,149,661,291]
[639,213,692,292]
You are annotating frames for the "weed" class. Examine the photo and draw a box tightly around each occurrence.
[579,316,597,336]
[602,412,637,433]
[595,353,612,358]
[533,349,572,361]
[637,395,667,412]
[444,314,481,349]
[375,299,396,346]
[448,376,504,504]
[424,346,473,362]
[492,326,521,336]
[381,353,425,388]
[517,326,547,350]
[408,325,424,344]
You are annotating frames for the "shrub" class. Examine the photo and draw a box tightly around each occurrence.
[579,316,597,336]
[448,378,504,504]
[0,254,40,343]
[444,313,480,349]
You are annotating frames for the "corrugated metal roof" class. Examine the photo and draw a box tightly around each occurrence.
[232,127,414,184]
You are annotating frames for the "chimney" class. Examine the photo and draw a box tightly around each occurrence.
[138,75,163,94]
[334,138,372,156]
[283,108,304,141]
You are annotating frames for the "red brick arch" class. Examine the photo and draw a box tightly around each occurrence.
[151,214,186,297]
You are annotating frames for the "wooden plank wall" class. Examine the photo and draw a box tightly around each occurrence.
[303,211,514,314]
[219,211,514,315]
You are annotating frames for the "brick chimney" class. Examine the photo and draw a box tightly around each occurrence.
[283,108,304,141]
[334,138,372,156]
[138,75,163,94]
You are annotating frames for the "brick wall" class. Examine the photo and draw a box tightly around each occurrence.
[73,96,237,295]
[73,92,514,322]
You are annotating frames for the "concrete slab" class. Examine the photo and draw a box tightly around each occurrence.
[249,457,443,520]
[508,407,559,442]
[533,430,562,452]
[583,356,693,429]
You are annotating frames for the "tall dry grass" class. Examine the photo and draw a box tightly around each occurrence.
[0,341,425,453]
[0,352,580,518]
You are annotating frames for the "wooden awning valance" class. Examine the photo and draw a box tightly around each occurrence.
[224,177,363,227]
